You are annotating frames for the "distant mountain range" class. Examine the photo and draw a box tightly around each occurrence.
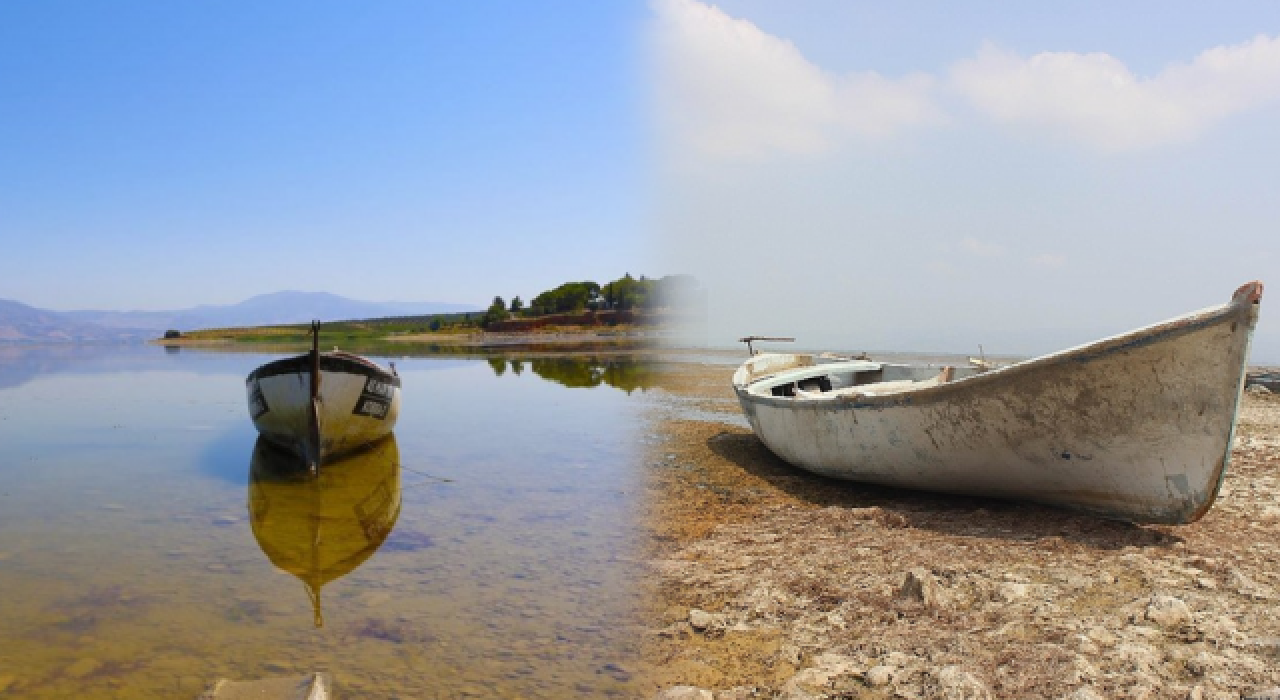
[0,291,479,343]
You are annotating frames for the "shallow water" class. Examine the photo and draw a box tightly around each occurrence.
[0,345,652,698]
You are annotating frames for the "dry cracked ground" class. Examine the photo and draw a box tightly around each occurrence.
[640,357,1280,700]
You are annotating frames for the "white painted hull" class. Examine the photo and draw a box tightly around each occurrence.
[733,283,1263,523]
[247,352,401,463]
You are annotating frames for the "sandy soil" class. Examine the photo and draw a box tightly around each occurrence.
[642,360,1280,699]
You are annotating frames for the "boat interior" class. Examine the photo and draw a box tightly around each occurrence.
[741,356,986,400]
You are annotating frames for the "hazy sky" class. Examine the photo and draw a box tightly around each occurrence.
[0,2,649,311]
[3,2,1276,362]
[651,0,1280,362]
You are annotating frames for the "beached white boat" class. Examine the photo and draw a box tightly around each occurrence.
[246,322,401,470]
[732,282,1263,524]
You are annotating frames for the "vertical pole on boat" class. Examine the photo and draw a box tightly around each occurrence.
[738,336,795,356]
[308,320,321,475]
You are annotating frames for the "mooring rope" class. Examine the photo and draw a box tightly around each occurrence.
[395,463,454,486]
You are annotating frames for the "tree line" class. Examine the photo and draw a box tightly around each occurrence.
[480,273,699,327]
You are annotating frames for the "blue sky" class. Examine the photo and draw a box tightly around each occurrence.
[0,2,649,310]
[3,1,1276,360]
[651,0,1280,361]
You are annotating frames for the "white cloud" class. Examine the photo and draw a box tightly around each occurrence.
[1030,253,1067,268]
[650,0,942,161]
[651,2,1280,157]
[960,237,1006,257]
[950,36,1280,151]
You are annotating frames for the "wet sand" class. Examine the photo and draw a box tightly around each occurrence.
[642,358,1280,699]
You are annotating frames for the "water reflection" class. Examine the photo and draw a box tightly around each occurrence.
[247,435,401,628]
[490,356,661,393]
[0,347,648,697]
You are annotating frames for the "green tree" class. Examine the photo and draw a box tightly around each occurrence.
[509,296,523,313]
[482,296,511,327]
[529,281,600,315]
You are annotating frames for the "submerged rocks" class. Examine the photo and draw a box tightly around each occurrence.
[64,658,102,679]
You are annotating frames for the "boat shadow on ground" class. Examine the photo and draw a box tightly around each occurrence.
[704,430,1184,551]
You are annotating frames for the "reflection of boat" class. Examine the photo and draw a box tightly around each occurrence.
[245,322,401,471]
[733,282,1263,524]
[247,435,401,627]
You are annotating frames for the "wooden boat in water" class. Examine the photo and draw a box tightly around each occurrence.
[732,282,1263,524]
[246,322,401,471]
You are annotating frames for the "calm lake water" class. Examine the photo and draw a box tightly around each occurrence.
[0,345,656,699]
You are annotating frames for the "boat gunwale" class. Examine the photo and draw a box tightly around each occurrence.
[246,352,402,387]
[734,297,1258,413]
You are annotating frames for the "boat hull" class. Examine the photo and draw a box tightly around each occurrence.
[733,287,1261,524]
[247,353,401,462]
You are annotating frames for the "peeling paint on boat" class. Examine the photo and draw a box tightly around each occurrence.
[732,282,1263,524]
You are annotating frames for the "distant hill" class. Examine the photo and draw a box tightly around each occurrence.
[0,299,134,343]
[0,291,478,343]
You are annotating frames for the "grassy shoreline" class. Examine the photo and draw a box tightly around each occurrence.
[154,324,668,353]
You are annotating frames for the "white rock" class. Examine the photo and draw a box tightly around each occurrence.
[865,665,895,687]
[933,666,991,700]
[1113,643,1160,672]
[1085,626,1118,648]
[884,651,913,667]
[1063,687,1105,700]
[1145,595,1192,628]
[811,653,861,675]
[656,686,714,700]
[899,568,947,608]
[997,582,1030,602]
[688,609,722,632]
[200,673,331,700]
[1228,568,1276,600]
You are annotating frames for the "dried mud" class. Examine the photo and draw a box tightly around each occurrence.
[642,360,1280,699]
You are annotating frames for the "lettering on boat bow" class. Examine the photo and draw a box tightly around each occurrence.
[353,376,395,419]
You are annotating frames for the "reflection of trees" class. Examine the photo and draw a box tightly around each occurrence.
[487,357,507,376]
[527,357,659,394]
[478,355,658,393]
[481,358,660,391]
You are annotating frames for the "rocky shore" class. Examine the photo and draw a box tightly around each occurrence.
[643,358,1280,699]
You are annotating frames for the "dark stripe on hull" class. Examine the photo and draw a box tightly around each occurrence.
[246,353,401,387]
